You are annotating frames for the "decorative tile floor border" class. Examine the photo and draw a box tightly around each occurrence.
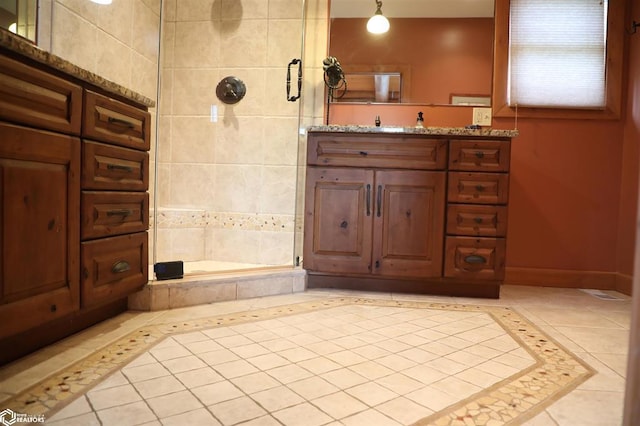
[2,298,594,425]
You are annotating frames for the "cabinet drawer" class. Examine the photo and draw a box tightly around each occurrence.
[83,141,148,190]
[446,204,507,237]
[449,140,510,171]
[82,191,149,240]
[308,133,447,169]
[0,55,82,134]
[444,237,505,280]
[81,232,148,307]
[83,90,151,150]
[448,172,509,204]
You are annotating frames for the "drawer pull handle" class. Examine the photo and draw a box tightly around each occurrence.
[366,184,371,216]
[112,261,131,274]
[108,116,135,129]
[376,185,382,217]
[475,151,485,159]
[464,255,487,264]
[474,217,483,224]
[359,151,368,156]
[475,185,485,192]
[107,209,133,218]
[107,163,134,172]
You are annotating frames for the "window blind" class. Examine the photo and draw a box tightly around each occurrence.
[508,0,607,108]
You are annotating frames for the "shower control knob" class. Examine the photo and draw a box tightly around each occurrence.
[216,76,246,104]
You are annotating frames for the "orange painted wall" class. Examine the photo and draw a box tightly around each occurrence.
[617,1,640,277]
[329,18,494,104]
[494,118,623,271]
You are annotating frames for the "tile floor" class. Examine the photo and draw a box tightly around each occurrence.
[0,285,631,426]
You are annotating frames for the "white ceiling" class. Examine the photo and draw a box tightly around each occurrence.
[330,0,495,18]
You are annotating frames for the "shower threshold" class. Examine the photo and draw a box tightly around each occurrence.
[183,260,285,276]
[132,263,306,311]
[148,261,292,280]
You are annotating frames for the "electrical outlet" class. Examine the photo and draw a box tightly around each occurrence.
[472,107,492,126]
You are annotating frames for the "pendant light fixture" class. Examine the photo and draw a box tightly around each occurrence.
[367,0,390,34]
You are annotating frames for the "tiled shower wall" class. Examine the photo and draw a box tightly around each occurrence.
[155,0,311,266]
[40,0,161,101]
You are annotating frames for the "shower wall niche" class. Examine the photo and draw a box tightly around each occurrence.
[154,0,309,274]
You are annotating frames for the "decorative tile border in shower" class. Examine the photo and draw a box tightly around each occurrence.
[1,297,594,425]
[151,209,295,232]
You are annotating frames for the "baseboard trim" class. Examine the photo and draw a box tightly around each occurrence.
[615,273,633,296]
[505,267,617,290]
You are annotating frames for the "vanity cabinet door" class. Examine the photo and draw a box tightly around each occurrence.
[372,170,445,277]
[0,123,80,339]
[303,167,374,274]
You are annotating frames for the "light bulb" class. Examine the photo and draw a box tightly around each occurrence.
[367,14,390,34]
[8,23,17,33]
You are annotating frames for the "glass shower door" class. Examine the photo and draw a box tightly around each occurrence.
[152,0,307,277]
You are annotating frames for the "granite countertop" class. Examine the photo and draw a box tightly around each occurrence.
[0,29,155,108]
[308,125,519,138]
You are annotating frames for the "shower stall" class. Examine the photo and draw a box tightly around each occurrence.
[151,0,327,280]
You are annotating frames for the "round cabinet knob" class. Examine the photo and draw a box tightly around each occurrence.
[216,76,246,104]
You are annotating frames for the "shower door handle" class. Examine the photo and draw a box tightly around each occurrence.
[286,58,302,102]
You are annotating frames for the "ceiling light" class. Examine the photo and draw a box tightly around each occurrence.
[90,0,112,4]
[367,0,390,34]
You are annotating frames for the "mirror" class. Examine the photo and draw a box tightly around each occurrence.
[334,72,402,103]
[0,0,37,42]
[329,0,495,106]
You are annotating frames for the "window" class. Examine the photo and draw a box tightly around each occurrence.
[493,0,624,119]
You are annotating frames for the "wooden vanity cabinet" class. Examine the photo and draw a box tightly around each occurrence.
[0,54,83,343]
[304,131,512,298]
[0,49,150,364]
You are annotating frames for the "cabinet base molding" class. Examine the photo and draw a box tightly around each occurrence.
[0,298,127,367]
[504,267,618,290]
[307,274,500,298]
